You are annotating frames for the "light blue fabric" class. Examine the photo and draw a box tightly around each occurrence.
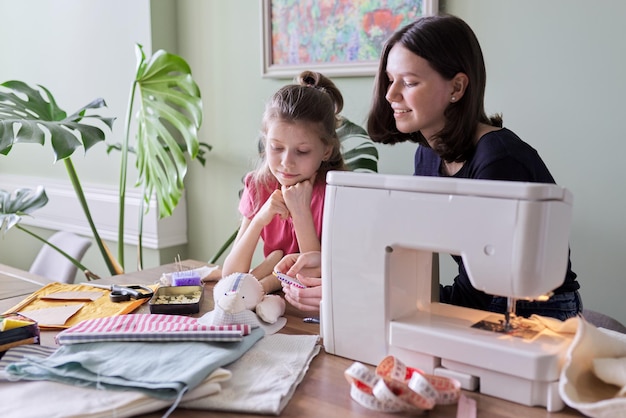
[6,327,264,400]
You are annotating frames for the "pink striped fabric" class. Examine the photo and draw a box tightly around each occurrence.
[55,314,251,345]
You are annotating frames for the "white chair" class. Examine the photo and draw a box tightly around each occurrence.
[29,231,92,284]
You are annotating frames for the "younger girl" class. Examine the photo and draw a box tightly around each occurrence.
[222,71,346,292]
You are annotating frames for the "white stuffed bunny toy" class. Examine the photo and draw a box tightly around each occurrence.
[200,273,286,331]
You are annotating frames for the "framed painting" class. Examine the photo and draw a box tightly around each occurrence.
[261,0,438,78]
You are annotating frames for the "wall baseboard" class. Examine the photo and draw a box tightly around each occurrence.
[0,174,187,250]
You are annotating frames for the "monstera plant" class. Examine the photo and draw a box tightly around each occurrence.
[0,44,206,277]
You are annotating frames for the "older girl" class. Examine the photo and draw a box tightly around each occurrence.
[367,14,581,320]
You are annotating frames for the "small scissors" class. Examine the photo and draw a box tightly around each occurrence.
[87,283,154,303]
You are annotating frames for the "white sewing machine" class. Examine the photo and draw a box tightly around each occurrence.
[321,171,574,412]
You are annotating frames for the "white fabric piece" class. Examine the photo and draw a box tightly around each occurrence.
[0,367,231,418]
[198,309,287,335]
[530,314,578,334]
[560,317,626,417]
[181,333,321,415]
[593,358,626,396]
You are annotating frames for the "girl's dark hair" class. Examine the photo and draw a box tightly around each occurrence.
[252,70,347,192]
[367,14,502,162]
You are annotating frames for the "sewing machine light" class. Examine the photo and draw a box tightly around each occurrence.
[533,293,553,302]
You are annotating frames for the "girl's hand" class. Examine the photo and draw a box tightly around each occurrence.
[275,251,321,278]
[254,189,290,226]
[282,173,316,215]
[282,276,322,312]
[275,251,322,312]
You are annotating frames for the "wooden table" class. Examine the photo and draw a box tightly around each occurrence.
[0,261,583,417]
[0,263,53,300]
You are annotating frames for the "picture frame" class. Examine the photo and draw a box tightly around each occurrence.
[261,0,438,79]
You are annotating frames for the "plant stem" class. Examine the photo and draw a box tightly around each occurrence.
[64,158,118,276]
[117,79,138,269]
[136,188,145,271]
[208,227,239,265]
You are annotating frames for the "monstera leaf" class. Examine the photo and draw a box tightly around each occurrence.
[0,81,115,160]
[337,117,379,173]
[108,44,204,268]
[0,81,120,274]
[0,187,48,234]
[0,187,97,279]
[130,44,203,218]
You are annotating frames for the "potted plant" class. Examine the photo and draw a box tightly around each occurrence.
[0,44,208,278]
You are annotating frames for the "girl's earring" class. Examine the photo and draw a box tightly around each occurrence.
[451,96,456,102]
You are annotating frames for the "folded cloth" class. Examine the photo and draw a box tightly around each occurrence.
[55,314,251,344]
[181,333,321,415]
[560,317,626,417]
[5,327,264,402]
[0,344,232,418]
[198,309,287,336]
[593,357,626,396]
[529,314,579,334]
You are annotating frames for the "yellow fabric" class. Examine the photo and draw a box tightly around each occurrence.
[2,282,158,330]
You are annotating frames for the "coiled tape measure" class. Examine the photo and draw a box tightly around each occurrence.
[344,356,463,414]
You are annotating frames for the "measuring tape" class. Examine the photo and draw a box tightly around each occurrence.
[344,356,461,413]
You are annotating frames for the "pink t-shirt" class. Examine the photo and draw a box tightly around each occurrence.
[238,174,326,257]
